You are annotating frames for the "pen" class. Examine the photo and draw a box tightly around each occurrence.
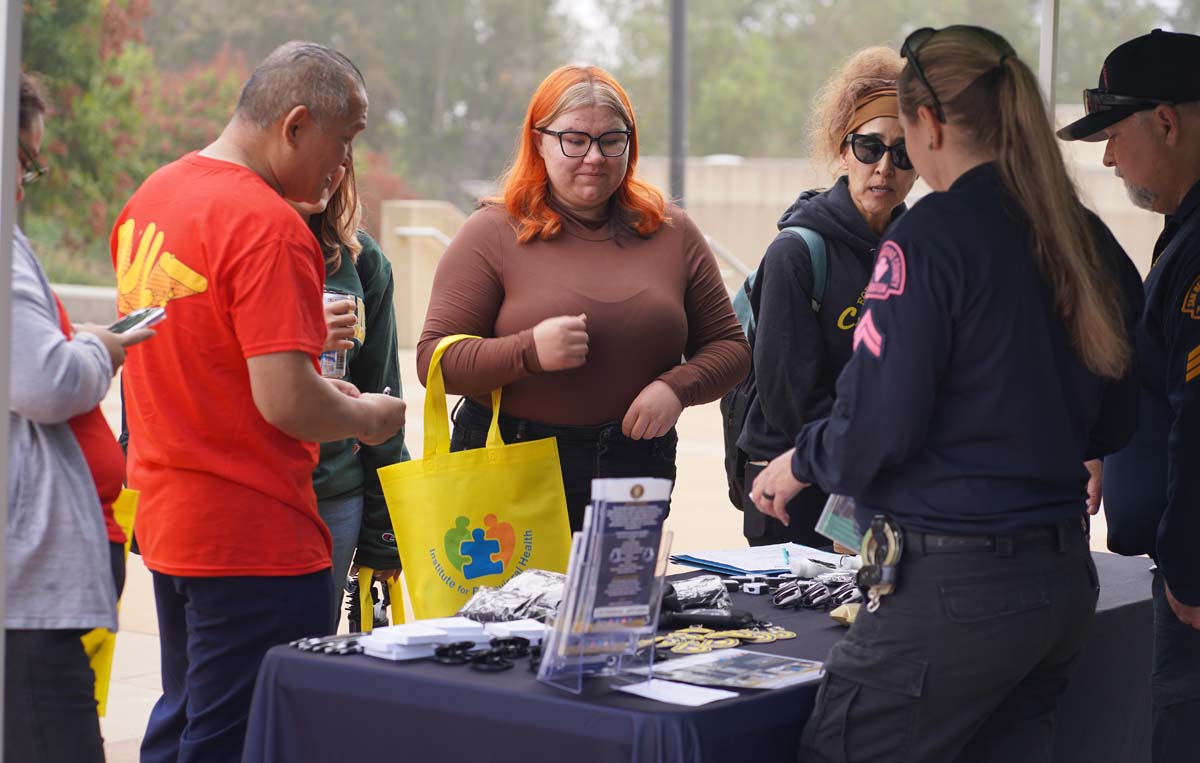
[782,547,790,566]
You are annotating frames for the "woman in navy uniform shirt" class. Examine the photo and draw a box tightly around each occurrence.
[750,26,1144,761]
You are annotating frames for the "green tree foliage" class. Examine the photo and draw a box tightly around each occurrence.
[599,0,1169,158]
[142,0,579,209]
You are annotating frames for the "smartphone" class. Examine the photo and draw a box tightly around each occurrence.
[108,306,166,334]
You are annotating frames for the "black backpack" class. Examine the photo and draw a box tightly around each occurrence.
[720,226,827,509]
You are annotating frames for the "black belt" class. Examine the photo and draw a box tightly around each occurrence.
[907,518,1086,555]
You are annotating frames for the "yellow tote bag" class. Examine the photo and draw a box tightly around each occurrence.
[82,487,138,717]
[379,334,571,619]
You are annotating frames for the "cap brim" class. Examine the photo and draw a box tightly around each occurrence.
[1056,109,1131,142]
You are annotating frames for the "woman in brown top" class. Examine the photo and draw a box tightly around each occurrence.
[418,64,750,531]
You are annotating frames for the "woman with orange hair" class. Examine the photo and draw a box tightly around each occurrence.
[418,64,750,530]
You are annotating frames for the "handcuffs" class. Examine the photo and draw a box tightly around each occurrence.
[857,514,903,612]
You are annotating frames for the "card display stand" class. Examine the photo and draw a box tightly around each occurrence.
[538,478,673,695]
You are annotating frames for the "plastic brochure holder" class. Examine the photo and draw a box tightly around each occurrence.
[537,477,673,695]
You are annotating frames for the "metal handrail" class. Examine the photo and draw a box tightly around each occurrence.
[704,235,752,278]
[393,225,453,248]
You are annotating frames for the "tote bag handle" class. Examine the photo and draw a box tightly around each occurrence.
[425,334,504,458]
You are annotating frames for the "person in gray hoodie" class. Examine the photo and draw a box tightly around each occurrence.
[5,73,153,763]
[737,47,917,546]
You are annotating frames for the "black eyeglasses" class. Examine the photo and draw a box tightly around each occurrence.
[1083,89,1172,115]
[536,128,632,158]
[844,134,913,171]
[901,27,946,123]
[18,140,47,186]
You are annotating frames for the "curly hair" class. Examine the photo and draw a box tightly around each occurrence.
[808,46,905,177]
[492,65,667,243]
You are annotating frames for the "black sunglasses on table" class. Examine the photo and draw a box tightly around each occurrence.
[844,134,913,171]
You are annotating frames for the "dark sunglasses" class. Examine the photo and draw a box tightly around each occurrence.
[1083,89,1172,115]
[900,27,946,123]
[844,134,913,171]
[18,140,48,186]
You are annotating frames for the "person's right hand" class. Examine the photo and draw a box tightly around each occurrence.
[74,324,156,375]
[532,314,588,371]
[1084,459,1103,515]
[323,299,357,352]
[355,393,406,446]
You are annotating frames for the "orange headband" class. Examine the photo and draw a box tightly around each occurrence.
[844,87,899,140]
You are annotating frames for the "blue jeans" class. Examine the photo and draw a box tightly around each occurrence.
[450,397,677,532]
[1151,572,1200,763]
[4,629,104,763]
[140,570,331,763]
[317,493,364,630]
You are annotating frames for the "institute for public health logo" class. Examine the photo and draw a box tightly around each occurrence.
[444,514,517,581]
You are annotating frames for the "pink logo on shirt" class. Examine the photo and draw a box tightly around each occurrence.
[853,309,885,358]
[865,241,906,301]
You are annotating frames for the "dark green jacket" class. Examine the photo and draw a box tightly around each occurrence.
[312,231,410,569]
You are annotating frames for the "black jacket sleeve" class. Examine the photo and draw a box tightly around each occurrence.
[1155,258,1200,606]
[1086,224,1145,459]
[752,234,831,440]
[791,236,953,495]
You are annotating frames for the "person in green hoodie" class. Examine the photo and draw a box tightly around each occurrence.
[294,157,410,630]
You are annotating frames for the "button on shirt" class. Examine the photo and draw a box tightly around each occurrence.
[791,163,1144,536]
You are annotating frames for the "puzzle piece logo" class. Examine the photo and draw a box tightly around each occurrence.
[114,218,208,313]
[445,515,516,580]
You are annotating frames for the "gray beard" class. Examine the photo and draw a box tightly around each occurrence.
[1117,171,1156,211]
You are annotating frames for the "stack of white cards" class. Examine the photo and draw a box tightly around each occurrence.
[484,619,548,643]
[360,618,487,661]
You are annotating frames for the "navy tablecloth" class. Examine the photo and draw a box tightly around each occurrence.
[242,552,1152,763]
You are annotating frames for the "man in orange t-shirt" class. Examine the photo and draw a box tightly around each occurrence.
[113,42,405,763]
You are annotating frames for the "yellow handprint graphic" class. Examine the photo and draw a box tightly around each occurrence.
[114,219,208,313]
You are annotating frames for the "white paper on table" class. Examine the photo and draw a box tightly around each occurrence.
[616,678,739,706]
[674,543,844,574]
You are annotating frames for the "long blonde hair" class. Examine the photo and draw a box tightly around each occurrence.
[899,27,1130,378]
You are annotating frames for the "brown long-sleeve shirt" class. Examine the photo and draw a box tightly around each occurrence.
[417,203,750,426]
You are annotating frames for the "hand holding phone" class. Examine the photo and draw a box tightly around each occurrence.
[108,306,166,334]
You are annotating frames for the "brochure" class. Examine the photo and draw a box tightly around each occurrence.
[634,648,824,690]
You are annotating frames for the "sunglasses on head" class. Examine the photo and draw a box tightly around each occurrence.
[1083,89,1172,115]
[900,25,1016,124]
[844,134,913,171]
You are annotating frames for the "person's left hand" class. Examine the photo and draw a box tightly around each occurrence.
[1084,459,1103,515]
[621,380,683,440]
[1165,581,1200,631]
[749,448,810,524]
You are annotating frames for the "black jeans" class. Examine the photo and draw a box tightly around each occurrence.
[800,519,1098,763]
[451,397,677,532]
[4,629,105,763]
[1151,572,1200,763]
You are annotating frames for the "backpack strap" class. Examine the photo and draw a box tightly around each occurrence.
[779,226,828,313]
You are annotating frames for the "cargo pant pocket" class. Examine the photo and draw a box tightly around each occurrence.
[799,639,927,763]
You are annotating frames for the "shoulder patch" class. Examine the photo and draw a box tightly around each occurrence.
[1187,345,1200,384]
[853,309,885,358]
[1181,275,1200,320]
[865,241,907,301]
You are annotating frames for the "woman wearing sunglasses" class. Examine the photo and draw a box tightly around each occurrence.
[749,26,1144,760]
[737,46,916,547]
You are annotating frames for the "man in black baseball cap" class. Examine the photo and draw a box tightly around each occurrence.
[1058,29,1200,143]
[1065,29,1200,763]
